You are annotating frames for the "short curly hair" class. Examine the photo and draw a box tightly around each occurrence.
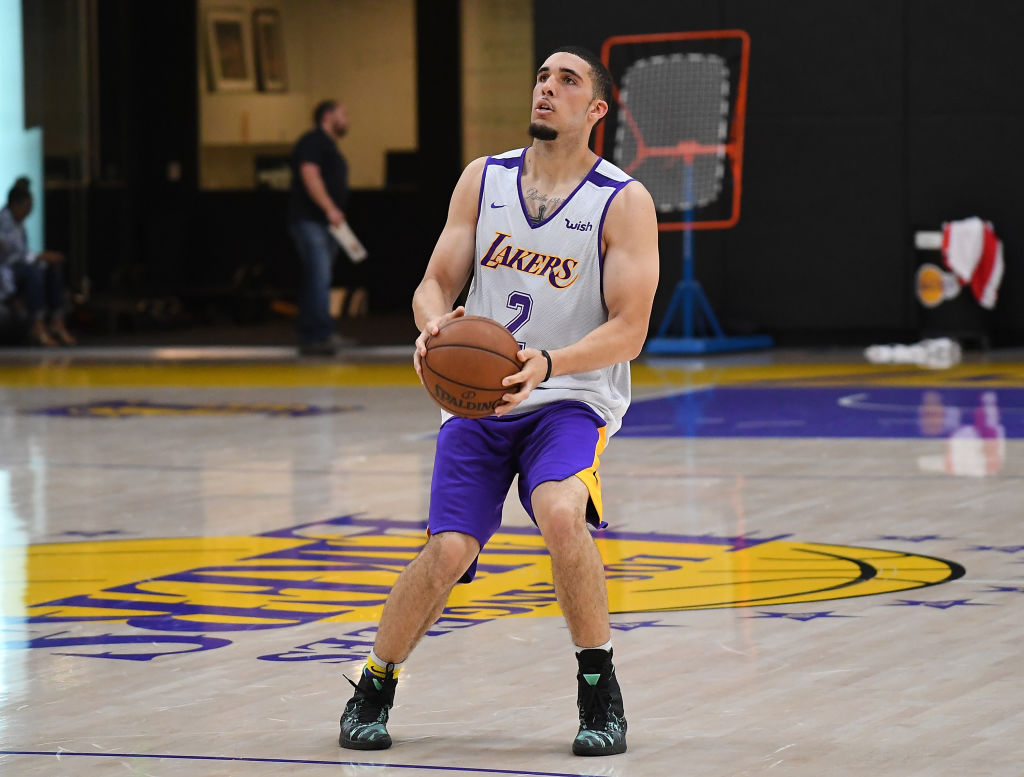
[547,45,613,105]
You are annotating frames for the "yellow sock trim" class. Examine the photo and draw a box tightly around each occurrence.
[366,654,402,679]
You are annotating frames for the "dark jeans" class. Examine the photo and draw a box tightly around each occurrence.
[13,260,64,321]
[289,219,339,345]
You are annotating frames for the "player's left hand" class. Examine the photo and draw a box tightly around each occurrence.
[494,348,548,416]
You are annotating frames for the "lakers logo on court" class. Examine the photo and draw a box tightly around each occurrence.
[8,515,963,662]
[24,400,359,418]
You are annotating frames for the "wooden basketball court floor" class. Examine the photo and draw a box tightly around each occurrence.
[1,347,1022,776]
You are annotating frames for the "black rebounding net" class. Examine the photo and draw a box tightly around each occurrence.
[597,32,749,231]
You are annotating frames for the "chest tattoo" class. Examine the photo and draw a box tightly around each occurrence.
[524,187,565,224]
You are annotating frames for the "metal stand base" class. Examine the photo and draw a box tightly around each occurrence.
[643,161,772,357]
[646,278,773,355]
[646,334,774,354]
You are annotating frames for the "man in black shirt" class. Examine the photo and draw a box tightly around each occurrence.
[288,100,351,355]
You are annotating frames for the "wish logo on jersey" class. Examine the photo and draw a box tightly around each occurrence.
[479,231,580,289]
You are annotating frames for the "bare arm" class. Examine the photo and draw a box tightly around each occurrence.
[412,156,487,378]
[299,162,344,227]
[497,181,659,414]
[548,181,659,371]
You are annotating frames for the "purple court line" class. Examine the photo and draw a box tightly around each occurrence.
[2,458,1024,482]
[0,751,605,777]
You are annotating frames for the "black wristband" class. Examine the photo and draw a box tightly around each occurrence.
[540,349,553,383]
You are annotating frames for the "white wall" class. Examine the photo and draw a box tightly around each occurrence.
[0,0,44,251]
[198,0,416,190]
[300,0,417,188]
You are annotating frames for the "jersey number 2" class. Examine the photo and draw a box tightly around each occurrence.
[503,291,533,350]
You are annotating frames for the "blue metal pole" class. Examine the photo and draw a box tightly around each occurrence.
[682,159,695,338]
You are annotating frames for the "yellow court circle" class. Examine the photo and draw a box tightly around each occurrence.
[14,518,962,637]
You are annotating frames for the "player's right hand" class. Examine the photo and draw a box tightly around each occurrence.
[414,306,465,383]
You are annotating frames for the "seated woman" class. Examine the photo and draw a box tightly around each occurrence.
[0,178,75,346]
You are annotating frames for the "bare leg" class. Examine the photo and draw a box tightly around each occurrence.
[340,532,479,751]
[533,478,627,756]
[49,316,76,346]
[329,287,348,319]
[373,531,480,663]
[29,319,57,347]
[532,477,610,648]
[347,287,368,318]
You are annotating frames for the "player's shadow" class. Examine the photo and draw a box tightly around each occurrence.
[386,729,630,774]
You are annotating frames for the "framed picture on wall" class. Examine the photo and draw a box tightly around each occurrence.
[205,8,255,91]
[253,9,288,92]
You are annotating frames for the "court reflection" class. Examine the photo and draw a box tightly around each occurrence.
[0,468,29,714]
[917,390,1006,477]
[621,385,1024,440]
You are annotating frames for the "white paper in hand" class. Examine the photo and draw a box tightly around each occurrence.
[329,221,368,263]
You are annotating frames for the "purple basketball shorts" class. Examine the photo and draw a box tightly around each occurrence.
[428,400,609,582]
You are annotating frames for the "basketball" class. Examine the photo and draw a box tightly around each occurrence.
[420,315,521,418]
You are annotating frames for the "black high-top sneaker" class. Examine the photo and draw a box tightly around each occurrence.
[572,648,627,756]
[338,667,398,750]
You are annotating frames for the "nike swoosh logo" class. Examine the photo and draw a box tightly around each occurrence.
[490,202,507,209]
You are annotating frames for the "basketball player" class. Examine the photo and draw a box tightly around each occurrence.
[339,46,659,756]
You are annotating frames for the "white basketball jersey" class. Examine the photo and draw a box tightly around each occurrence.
[462,147,635,435]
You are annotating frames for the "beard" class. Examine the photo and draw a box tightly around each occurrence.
[528,122,558,141]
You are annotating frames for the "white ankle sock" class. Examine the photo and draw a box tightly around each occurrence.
[575,639,612,654]
[366,649,405,678]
